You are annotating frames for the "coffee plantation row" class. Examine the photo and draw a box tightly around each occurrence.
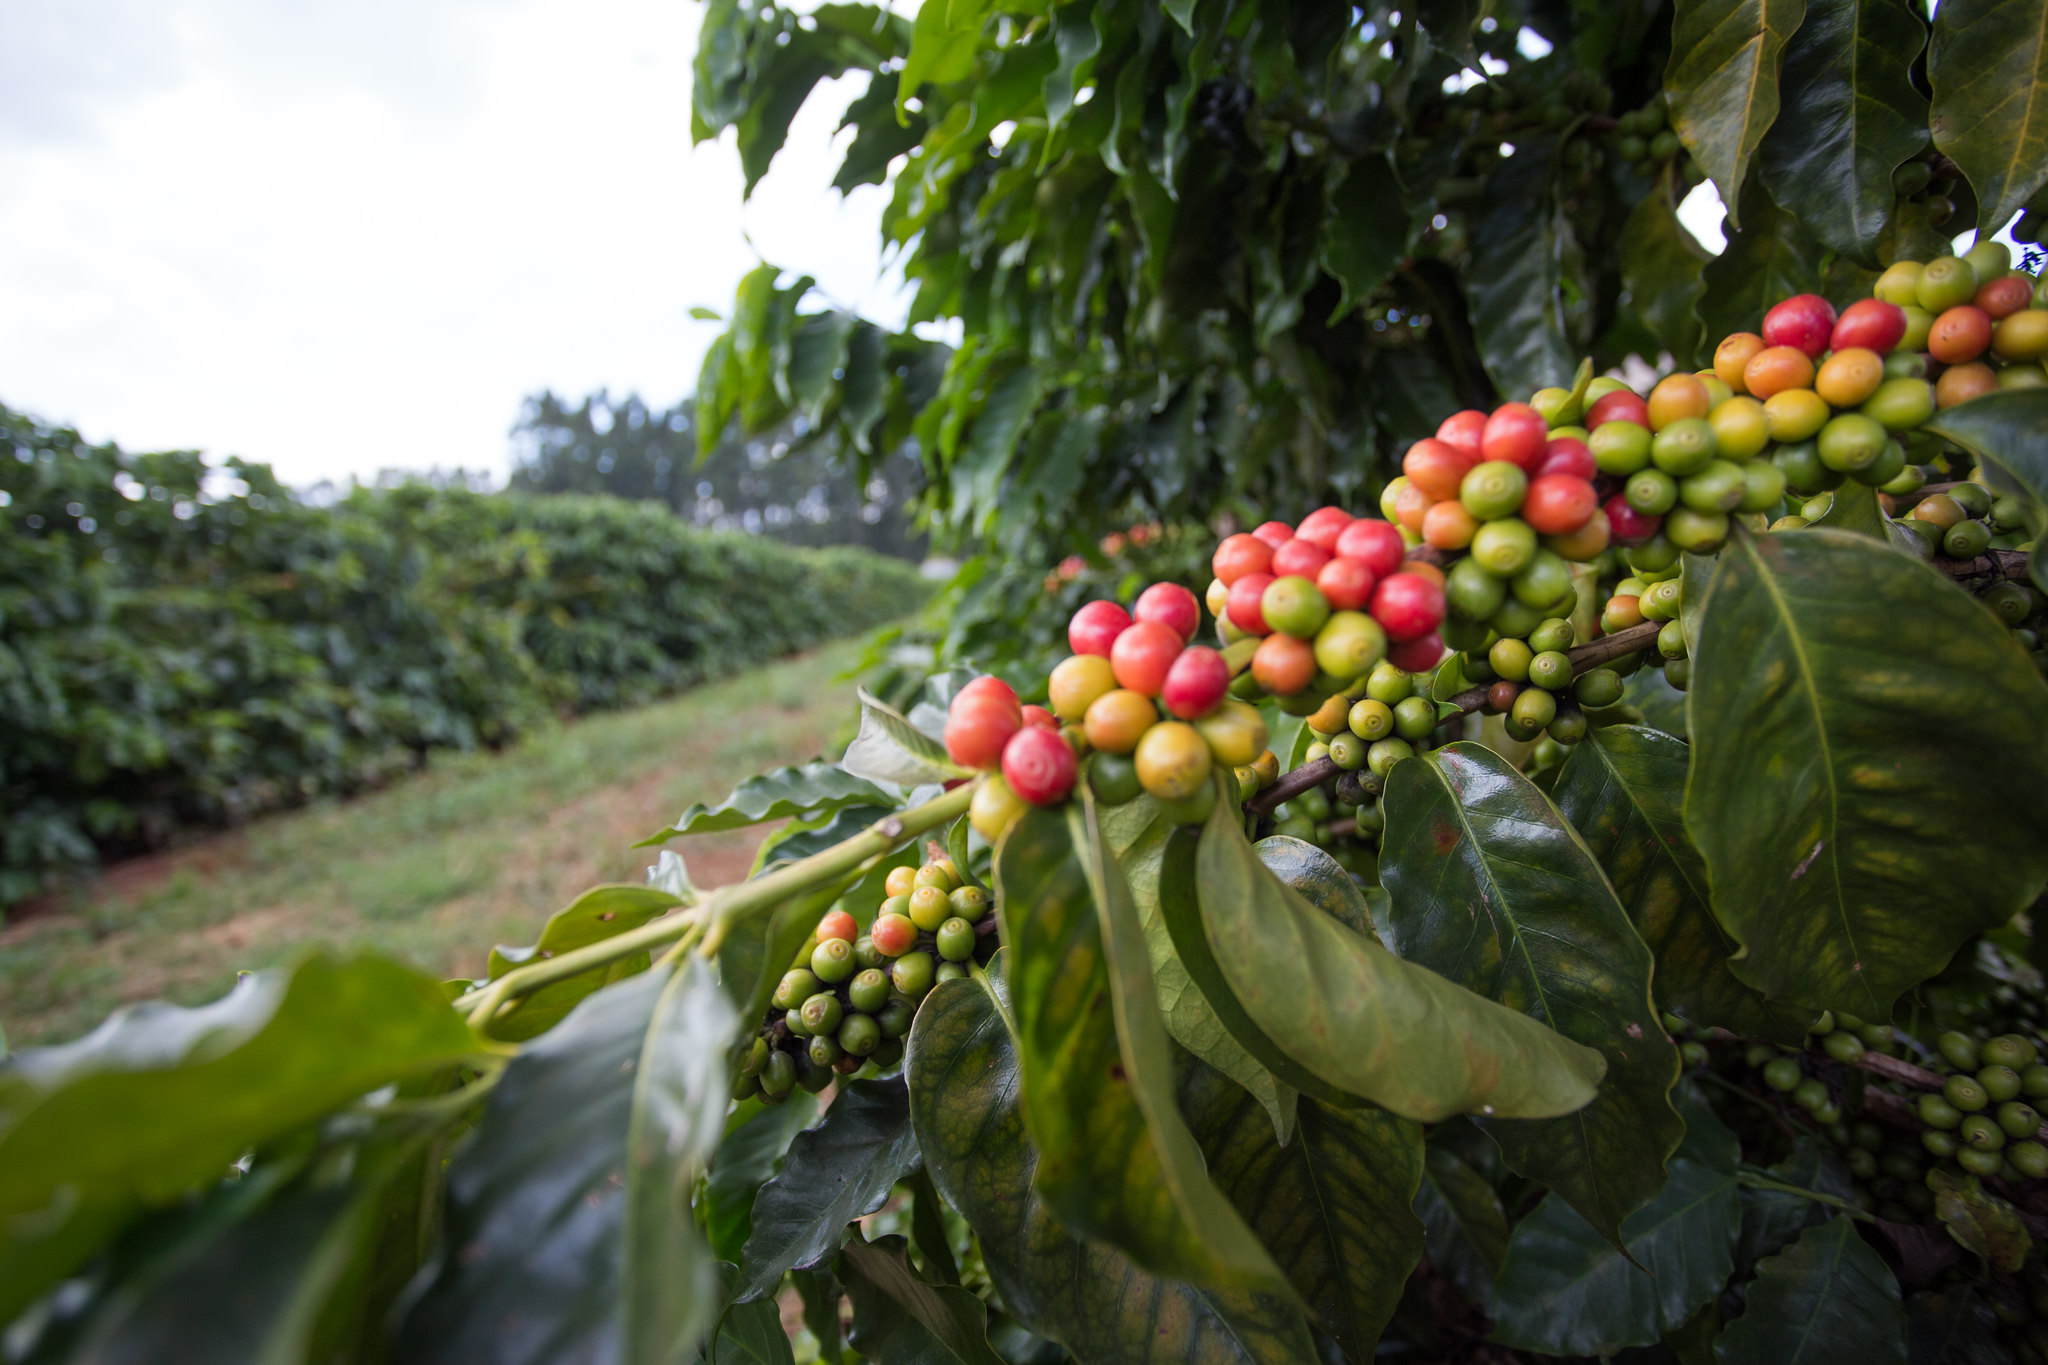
[0,403,928,908]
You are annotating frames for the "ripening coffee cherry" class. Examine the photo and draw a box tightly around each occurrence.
[1083,689,1157,755]
[936,916,977,962]
[1049,654,1118,724]
[946,695,1022,770]
[871,913,917,958]
[1194,699,1269,768]
[1349,698,1394,740]
[1470,518,1537,576]
[885,865,918,899]
[949,884,988,919]
[816,909,858,943]
[907,885,951,932]
[1490,637,1533,682]
[1251,632,1318,696]
[1136,720,1213,801]
[969,773,1029,844]
[774,968,821,1011]
[1314,611,1389,682]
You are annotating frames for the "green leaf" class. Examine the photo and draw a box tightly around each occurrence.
[1179,1059,1425,1359]
[1755,0,1928,266]
[905,965,1319,1364]
[704,1261,798,1364]
[1737,1137,1853,1264]
[648,763,892,842]
[1415,1142,1510,1306]
[395,969,710,1362]
[1620,183,1712,368]
[1905,1288,2004,1365]
[1253,836,1375,938]
[1553,728,1811,1042]
[1925,389,2048,594]
[0,951,484,1325]
[1697,178,1829,354]
[1466,139,1576,398]
[1928,1169,2032,1272]
[1183,779,1608,1123]
[1382,743,1684,1246]
[1665,0,1807,224]
[1489,1088,1742,1356]
[627,958,742,1364]
[737,1078,921,1301]
[843,689,968,787]
[1680,551,1719,656]
[907,1166,960,1286]
[840,1231,1008,1364]
[899,0,983,116]
[1323,155,1410,324]
[705,1094,823,1262]
[996,802,1288,1292]
[1101,795,1296,1146]
[1929,0,2048,235]
[793,1267,844,1359]
[1683,529,2048,1017]
[1714,1217,1906,1365]
[485,885,683,1041]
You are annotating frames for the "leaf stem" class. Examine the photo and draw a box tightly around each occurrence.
[1734,1170,1877,1222]
[453,782,977,1026]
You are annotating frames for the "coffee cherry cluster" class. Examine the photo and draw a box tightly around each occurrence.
[1598,569,1691,690]
[945,674,1079,841]
[732,851,993,1104]
[1210,507,1445,697]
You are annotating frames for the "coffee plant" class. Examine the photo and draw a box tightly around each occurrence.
[9,0,2048,1358]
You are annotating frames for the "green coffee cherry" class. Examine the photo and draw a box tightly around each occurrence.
[1959,1146,2006,1177]
[840,1013,882,1056]
[1489,637,1534,683]
[1950,482,1992,517]
[1304,741,1331,764]
[1574,668,1624,708]
[1985,1035,2039,1070]
[878,894,912,923]
[1944,518,1992,559]
[774,968,821,1011]
[1393,696,1437,741]
[2000,1101,2042,1139]
[915,861,958,893]
[1090,752,1143,805]
[1846,1148,1878,1179]
[1745,1043,1777,1068]
[809,1034,844,1067]
[1679,1040,1710,1068]
[812,937,856,984]
[732,1070,762,1101]
[1349,698,1394,740]
[1924,1128,1959,1158]
[949,884,988,919]
[1820,1030,1865,1064]
[1367,738,1414,778]
[1528,618,1574,654]
[760,1049,797,1098]
[1656,620,1687,660]
[1793,1077,1831,1111]
[876,999,915,1039]
[935,961,970,984]
[1511,687,1557,731]
[1962,1114,2007,1151]
[800,992,843,1036]
[1763,1057,1803,1092]
[1547,707,1589,745]
[869,1037,905,1070]
[1938,1031,1981,1071]
[892,951,937,998]
[1945,1074,1990,1112]
[936,917,977,963]
[2011,1140,2048,1179]
[908,886,952,931]
[1528,650,1572,691]
[1919,1093,1963,1129]
[1981,1064,2024,1102]
[1365,662,1414,705]
[2022,1064,2048,1098]
[849,968,892,1015]
[743,1036,770,1078]
[854,936,886,970]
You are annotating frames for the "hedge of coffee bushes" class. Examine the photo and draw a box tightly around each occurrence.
[0,402,929,907]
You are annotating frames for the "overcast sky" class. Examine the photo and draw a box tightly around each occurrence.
[0,0,908,486]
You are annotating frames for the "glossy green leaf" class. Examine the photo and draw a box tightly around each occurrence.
[1620,183,1712,367]
[1697,178,1829,356]
[627,957,742,1364]
[905,964,1319,1364]
[899,0,983,117]
[1929,0,2048,234]
[486,885,683,1041]
[840,1231,1008,1365]
[1737,1137,1854,1265]
[1100,795,1295,1146]
[1665,0,1807,224]
[1179,1058,1424,1359]
[1253,835,1375,938]
[907,1166,960,1286]
[0,951,484,1325]
[394,969,690,1363]
[1679,551,1718,657]
[647,763,891,842]
[704,1261,798,1365]
[704,1094,823,1262]
[792,1267,845,1359]
[1490,1087,1741,1356]
[1683,529,2048,1017]
[1186,780,1607,1123]
[1756,0,1928,266]
[1466,139,1576,398]
[1928,1169,2032,1272]
[1810,480,1923,557]
[1905,1288,2004,1365]
[1415,1142,1510,1306]
[1553,728,1811,1042]
[1382,743,1683,1245]
[843,690,967,788]
[997,802,1288,1292]
[1714,1217,1906,1365]
[719,880,857,1053]
[737,1078,921,1301]
[1323,155,1410,323]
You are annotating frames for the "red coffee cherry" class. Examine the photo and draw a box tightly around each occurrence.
[1295,505,1354,551]
[1762,293,1837,357]
[1404,437,1472,501]
[945,696,1022,770]
[1830,297,1907,353]
[1535,436,1595,480]
[1521,474,1598,535]
[1602,493,1662,544]
[1481,403,1548,470]
[1334,518,1404,578]
[954,675,1021,719]
[1068,600,1132,657]
[1226,572,1277,634]
[1251,632,1317,695]
[1388,632,1444,672]
[1370,572,1446,642]
[1021,704,1058,730]
[1134,581,1201,643]
[1110,619,1185,696]
[1436,408,1488,459]
[1251,520,1295,549]
[1002,725,1077,805]
[1162,646,1229,719]
[1271,537,1332,579]
[1316,556,1376,610]
[1586,390,1649,430]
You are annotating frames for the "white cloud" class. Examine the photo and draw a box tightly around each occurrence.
[0,0,901,486]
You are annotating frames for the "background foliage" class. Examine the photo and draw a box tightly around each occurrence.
[0,401,927,907]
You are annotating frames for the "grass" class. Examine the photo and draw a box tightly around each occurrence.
[0,636,873,1049]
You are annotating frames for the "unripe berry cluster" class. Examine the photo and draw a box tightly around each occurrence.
[733,850,991,1104]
